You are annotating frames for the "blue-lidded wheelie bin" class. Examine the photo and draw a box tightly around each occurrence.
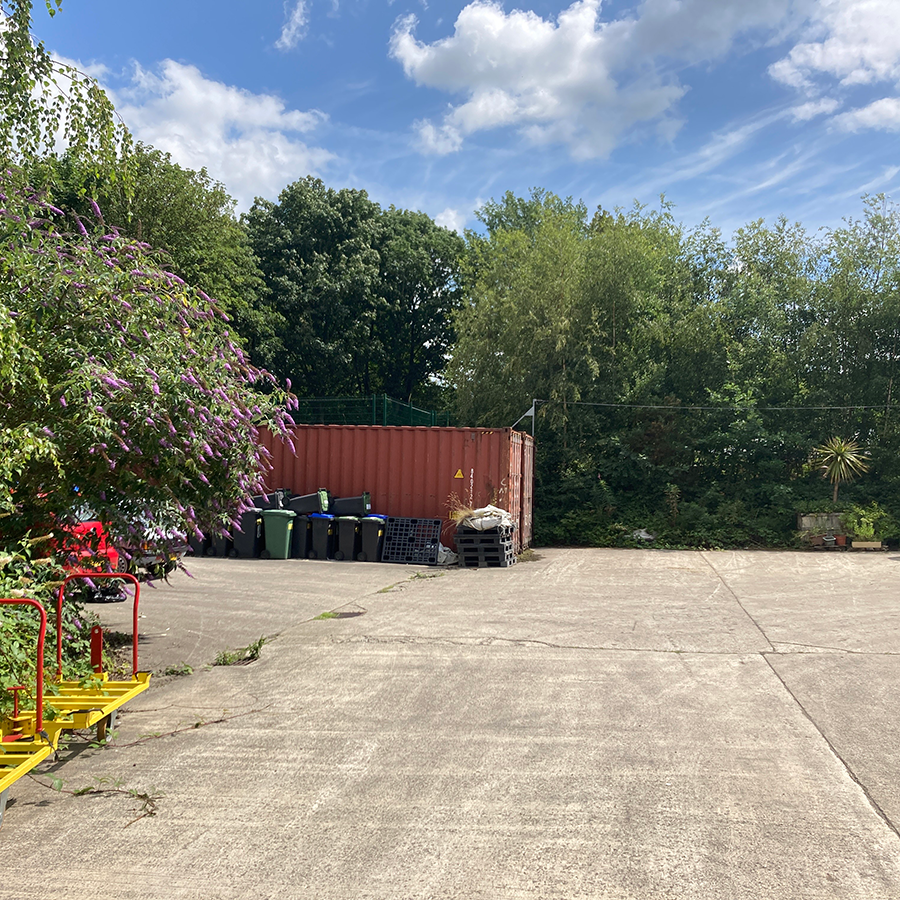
[309,513,335,559]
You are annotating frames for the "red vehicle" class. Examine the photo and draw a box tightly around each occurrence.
[60,511,186,600]
[65,518,121,572]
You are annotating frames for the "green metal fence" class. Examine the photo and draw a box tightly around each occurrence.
[294,395,451,427]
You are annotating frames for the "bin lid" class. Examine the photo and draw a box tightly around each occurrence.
[309,512,334,520]
[363,514,387,520]
[337,515,360,521]
[261,509,296,518]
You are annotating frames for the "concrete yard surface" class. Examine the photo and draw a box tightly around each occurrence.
[2,549,900,898]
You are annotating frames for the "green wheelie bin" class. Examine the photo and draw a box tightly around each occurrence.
[260,509,296,559]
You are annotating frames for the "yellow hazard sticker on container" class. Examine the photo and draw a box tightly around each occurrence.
[454,469,464,478]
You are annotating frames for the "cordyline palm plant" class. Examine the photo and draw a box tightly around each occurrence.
[813,437,871,504]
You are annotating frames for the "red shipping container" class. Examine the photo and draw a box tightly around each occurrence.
[259,425,534,552]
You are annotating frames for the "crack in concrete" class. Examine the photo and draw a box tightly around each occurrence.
[330,635,758,654]
[696,554,900,841]
[770,641,900,656]
[327,633,900,658]
[699,552,775,652]
[762,653,900,840]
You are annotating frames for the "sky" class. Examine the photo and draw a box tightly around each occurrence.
[37,0,900,236]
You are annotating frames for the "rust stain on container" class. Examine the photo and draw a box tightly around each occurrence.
[260,425,534,552]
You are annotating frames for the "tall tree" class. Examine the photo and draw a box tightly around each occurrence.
[0,0,129,180]
[245,177,462,403]
[452,189,595,430]
[373,208,464,404]
[43,146,265,329]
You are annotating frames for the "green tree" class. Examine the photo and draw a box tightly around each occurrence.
[245,177,462,403]
[43,146,265,328]
[0,0,129,181]
[373,208,464,404]
[452,189,595,430]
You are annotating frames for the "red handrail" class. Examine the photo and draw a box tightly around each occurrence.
[56,573,141,678]
[0,597,46,733]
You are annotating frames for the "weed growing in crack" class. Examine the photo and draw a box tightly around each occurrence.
[160,662,194,677]
[33,774,164,827]
[213,636,268,666]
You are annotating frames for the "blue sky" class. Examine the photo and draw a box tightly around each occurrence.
[40,0,900,236]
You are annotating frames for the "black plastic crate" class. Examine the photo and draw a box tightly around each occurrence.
[455,531,515,550]
[459,544,517,568]
[456,523,516,539]
[381,517,442,565]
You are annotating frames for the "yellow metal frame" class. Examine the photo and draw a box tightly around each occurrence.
[1,583,152,827]
[38,671,152,733]
[0,739,55,793]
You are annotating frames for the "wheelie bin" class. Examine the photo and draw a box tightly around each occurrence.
[309,513,335,559]
[334,517,361,560]
[286,489,329,515]
[331,493,371,517]
[358,515,387,561]
[291,515,311,558]
[260,509,295,559]
[233,507,264,558]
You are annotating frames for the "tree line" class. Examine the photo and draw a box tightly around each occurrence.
[5,0,900,558]
[53,154,900,547]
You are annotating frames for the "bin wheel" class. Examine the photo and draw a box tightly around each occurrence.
[357,552,367,561]
[260,549,271,560]
[228,549,239,558]
[205,547,216,557]
[334,550,344,561]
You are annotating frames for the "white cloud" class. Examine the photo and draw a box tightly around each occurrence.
[834,96,900,131]
[112,60,333,209]
[770,0,900,90]
[276,1,310,51]
[790,97,840,121]
[434,207,466,232]
[390,0,795,157]
[415,119,463,154]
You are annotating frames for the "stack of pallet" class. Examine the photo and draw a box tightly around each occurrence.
[456,523,517,568]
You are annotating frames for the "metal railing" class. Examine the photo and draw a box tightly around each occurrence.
[294,394,451,427]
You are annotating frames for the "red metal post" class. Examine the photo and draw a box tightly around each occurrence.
[90,625,104,674]
[0,598,47,733]
[56,573,141,678]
